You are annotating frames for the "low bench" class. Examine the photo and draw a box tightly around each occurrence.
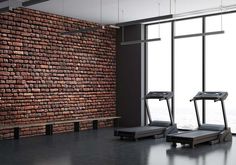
[0,116,121,139]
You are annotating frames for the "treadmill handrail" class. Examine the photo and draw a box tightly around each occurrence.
[144,91,174,126]
[144,91,174,100]
[191,91,228,101]
[141,97,166,101]
[191,91,229,130]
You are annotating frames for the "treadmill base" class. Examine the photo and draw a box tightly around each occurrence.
[115,124,178,141]
[167,128,232,148]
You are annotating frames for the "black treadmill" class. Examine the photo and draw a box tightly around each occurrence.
[114,91,178,141]
[166,91,232,148]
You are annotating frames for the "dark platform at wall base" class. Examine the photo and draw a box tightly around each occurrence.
[93,120,98,130]
[13,127,20,139]
[74,122,80,132]
[45,124,53,135]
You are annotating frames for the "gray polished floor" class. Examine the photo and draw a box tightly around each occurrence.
[0,128,235,165]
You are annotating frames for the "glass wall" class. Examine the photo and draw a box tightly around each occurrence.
[175,37,202,129]
[206,13,236,133]
[147,23,171,121]
[147,13,236,133]
[174,19,203,129]
[175,18,202,36]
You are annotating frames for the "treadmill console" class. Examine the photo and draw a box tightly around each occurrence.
[145,91,173,100]
[192,92,228,101]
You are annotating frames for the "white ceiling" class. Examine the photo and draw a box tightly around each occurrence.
[28,0,236,24]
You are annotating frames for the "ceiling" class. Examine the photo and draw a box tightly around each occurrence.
[28,0,236,24]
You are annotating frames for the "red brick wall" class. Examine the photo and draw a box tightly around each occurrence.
[0,8,116,139]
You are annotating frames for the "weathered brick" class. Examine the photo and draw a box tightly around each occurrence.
[0,8,116,140]
[13,51,24,55]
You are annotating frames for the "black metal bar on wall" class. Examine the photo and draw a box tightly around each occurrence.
[171,21,175,121]
[120,38,161,46]
[202,17,206,124]
[174,31,224,39]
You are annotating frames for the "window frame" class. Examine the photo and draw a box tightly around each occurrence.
[145,10,236,134]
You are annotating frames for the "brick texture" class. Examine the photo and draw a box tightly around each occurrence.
[0,8,116,139]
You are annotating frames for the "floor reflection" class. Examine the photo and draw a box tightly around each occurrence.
[0,129,235,165]
[166,142,232,165]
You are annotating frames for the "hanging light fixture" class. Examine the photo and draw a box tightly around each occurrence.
[117,0,173,27]
[174,0,227,19]
[120,0,164,46]
[174,0,225,39]
[108,0,120,29]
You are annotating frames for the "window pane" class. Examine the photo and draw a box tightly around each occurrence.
[206,13,236,133]
[147,23,171,121]
[147,24,160,39]
[175,18,202,36]
[175,37,202,129]
[206,15,222,32]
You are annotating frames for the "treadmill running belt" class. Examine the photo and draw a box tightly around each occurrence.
[170,130,219,139]
[115,126,166,139]
[117,126,165,133]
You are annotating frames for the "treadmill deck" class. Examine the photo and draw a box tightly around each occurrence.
[115,126,166,139]
[166,130,220,148]
[170,130,219,139]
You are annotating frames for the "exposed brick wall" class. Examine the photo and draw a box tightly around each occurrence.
[0,8,116,139]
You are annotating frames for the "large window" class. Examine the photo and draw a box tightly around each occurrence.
[147,23,171,121]
[174,19,203,129]
[206,14,236,133]
[147,13,236,133]
[175,37,202,129]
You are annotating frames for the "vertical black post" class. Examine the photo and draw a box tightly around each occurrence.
[14,127,20,139]
[74,122,80,132]
[202,17,206,124]
[117,24,144,127]
[46,124,53,135]
[171,21,175,122]
[221,100,228,129]
[113,118,119,128]
[144,24,148,125]
[93,120,98,130]
[166,99,174,125]
[194,100,201,127]
[145,99,152,124]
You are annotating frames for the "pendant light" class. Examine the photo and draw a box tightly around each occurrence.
[174,0,225,39]
[120,0,164,46]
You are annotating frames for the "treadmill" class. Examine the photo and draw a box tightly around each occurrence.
[114,91,178,141]
[166,91,232,148]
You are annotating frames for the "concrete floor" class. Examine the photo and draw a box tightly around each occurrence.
[0,128,235,165]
